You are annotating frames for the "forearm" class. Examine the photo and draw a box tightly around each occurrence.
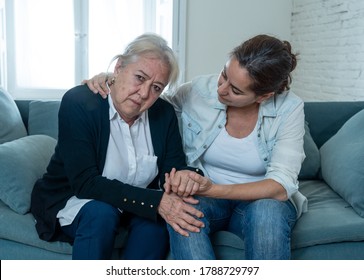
[199,179,288,201]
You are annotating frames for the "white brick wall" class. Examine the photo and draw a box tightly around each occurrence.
[291,0,364,101]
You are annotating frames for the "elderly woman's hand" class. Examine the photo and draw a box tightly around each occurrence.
[81,72,111,98]
[158,192,204,237]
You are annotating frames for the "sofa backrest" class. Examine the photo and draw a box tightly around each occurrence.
[14,100,32,131]
[15,100,364,148]
[304,101,364,148]
[15,100,61,140]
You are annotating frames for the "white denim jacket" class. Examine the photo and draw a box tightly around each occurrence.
[162,74,307,218]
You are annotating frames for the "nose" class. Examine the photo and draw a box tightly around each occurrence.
[217,80,229,96]
[138,83,150,99]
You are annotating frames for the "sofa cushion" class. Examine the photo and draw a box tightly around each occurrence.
[0,200,128,259]
[0,88,28,144]
[293,180,364,249]
[205,180,364,258]
[304,101,364,148]
[320,109,364,217]
[28,100,60,139]
[298,122,320,180]
[0,135,56,214]
[0,200,73,255]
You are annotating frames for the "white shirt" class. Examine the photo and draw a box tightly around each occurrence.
[202,126,265,185]
[57,95,158,226]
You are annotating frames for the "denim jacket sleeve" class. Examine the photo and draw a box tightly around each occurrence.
[257,92,307,216]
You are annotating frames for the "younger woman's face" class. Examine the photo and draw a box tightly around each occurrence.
[217,57,272,108]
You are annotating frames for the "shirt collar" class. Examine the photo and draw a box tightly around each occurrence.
[259,94,279,118]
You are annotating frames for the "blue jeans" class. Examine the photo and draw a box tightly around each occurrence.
[167,197,297,260]
[61,200,169,260]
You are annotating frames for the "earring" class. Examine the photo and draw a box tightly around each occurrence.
[106,75,115,86]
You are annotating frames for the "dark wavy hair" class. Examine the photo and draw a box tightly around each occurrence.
[230,34,298,95]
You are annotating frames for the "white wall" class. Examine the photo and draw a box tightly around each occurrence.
[291,0,364,101]
[184,0,293,81]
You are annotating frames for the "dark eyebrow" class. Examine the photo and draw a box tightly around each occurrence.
[223,66,244,94]
[139,70,166,88]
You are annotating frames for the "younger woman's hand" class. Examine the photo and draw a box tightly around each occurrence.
[188,172,213,195]
[165,168,201,197]
[81,72,111,98]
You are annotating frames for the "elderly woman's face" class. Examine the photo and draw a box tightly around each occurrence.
[111,55,170,124]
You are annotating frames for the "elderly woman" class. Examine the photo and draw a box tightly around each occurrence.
[30,33,203,260]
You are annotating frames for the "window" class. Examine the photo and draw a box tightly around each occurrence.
[0,0,6,88]
[4,0,185,99]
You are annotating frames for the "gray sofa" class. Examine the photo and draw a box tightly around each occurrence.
[1,88,364,260]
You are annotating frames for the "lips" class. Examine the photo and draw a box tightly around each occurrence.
[128,98,141,106]
[218,95,227,103]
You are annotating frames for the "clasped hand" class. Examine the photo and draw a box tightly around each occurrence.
[157,168,212,237]
[164,167,212,197]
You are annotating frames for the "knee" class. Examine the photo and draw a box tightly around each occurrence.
[80,200,120,230]
[247,199,295,233]
[249,199,289,218]
[130,216,168,237]
[144,221,168,239]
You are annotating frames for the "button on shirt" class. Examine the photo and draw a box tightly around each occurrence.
[57,95,158,226]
